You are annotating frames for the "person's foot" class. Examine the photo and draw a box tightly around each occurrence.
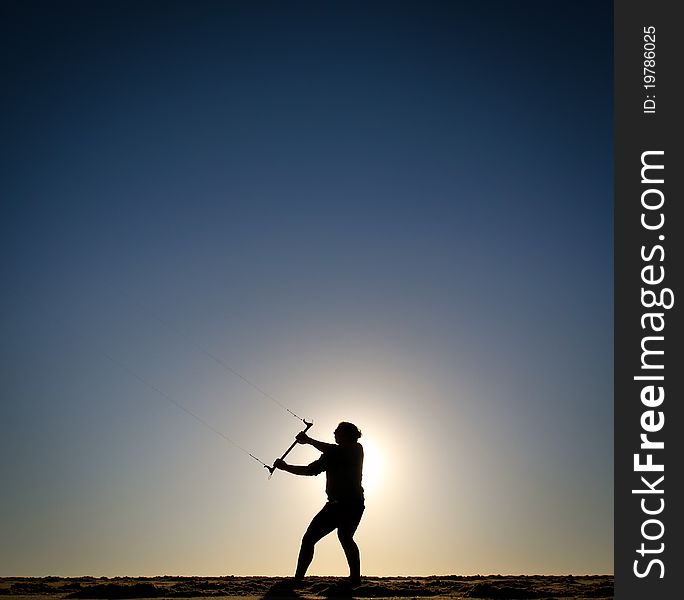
[347,576,362,586]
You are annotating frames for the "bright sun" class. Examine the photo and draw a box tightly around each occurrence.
[360,436,384,495]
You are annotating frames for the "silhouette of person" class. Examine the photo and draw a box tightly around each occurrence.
[274,421,364,584]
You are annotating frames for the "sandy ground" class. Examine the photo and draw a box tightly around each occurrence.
[0,575,613,599]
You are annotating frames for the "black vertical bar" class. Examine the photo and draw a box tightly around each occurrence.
[614,0,682,598]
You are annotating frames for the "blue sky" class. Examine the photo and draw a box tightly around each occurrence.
[1,1,612,576]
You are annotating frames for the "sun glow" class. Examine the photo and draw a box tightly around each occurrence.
[360,435,385,496]
[310,389,406,501]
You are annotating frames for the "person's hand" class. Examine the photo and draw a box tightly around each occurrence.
[296,431,310,444]
[274,458,286,470]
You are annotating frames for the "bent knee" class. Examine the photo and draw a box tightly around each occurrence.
[337,530,356,544]
[301,531,321,546]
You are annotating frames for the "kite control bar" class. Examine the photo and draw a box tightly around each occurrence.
[266,420,313,477]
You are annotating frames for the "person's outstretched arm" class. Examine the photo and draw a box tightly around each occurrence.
[296,431,334,452]
[274,459,319,476]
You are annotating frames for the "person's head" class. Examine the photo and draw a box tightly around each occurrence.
[334,421,362,444]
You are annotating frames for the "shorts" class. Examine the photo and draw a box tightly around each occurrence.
[304,499,365,541]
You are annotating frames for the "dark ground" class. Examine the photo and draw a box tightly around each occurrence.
[0,575,613,600]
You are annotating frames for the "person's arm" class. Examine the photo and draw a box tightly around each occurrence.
[274,458,320,476]
[296,431,335,452]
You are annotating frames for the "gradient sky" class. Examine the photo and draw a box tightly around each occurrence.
[1,0,612,577]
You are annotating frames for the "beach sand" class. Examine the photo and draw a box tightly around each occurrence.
[0,575,613,600]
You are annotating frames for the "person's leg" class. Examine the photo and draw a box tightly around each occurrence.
[295,503,337,580]
[336,502,365,583]
[337,530,360,582]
